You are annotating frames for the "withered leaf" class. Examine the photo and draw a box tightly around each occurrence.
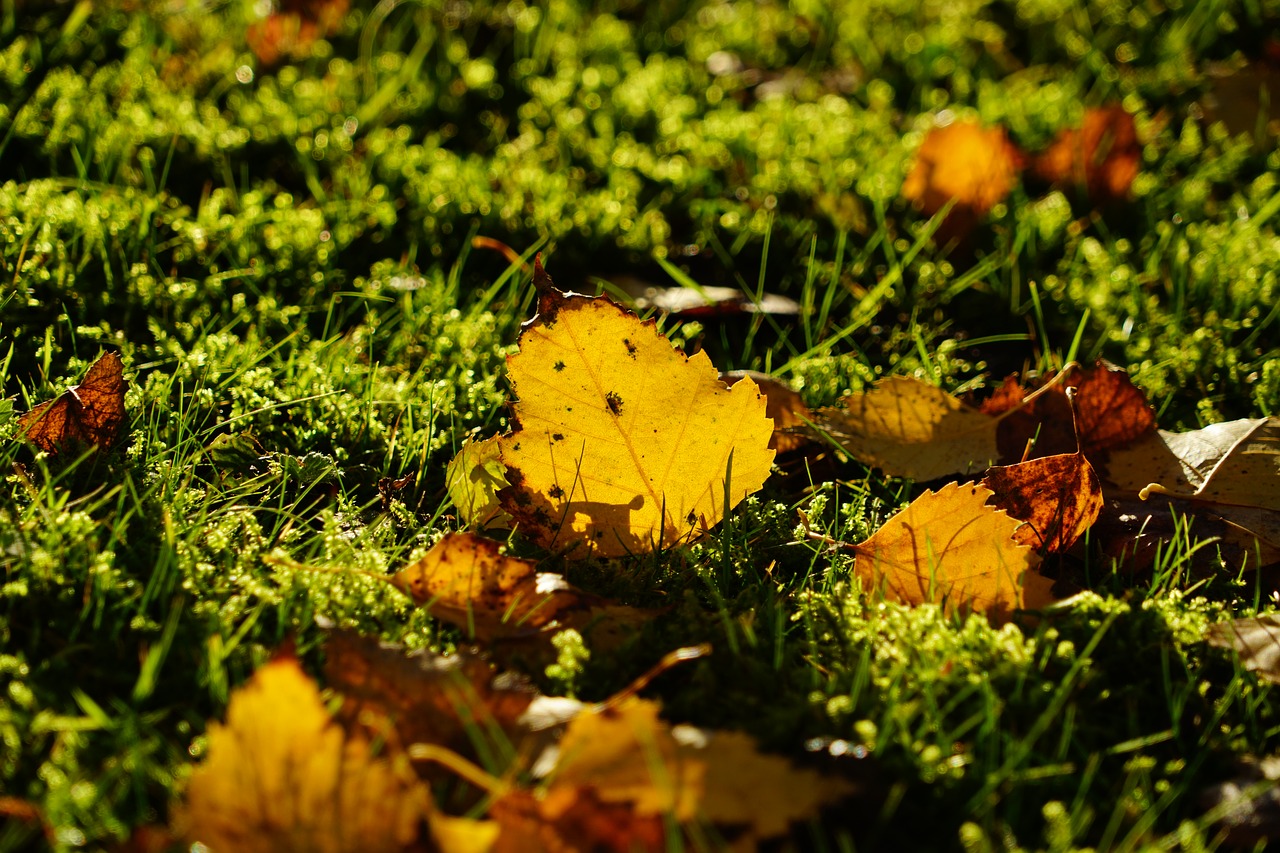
[811,376,999,480]
[1093,497,1280,575]
[1100,417,1280,511]
[608,274,802,318]
[497,259,774,557]
[247,0,350,65]
[1208,615,1280,684]
[850,482,1056,622]
[19,351,127,455]
[982,361,1155,463]
[391,532,651,643]
[981,452,1103,554]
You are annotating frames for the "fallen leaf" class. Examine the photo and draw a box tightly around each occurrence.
[1100,417,1280,511]
[1208,615,1280,683]
[1093,497,1280,574]
[507,696,857,851]
[721,370,813,453]
[175,653,442,853]
[902,119,1024,241]
[810,376,1000,480]
[390,532,651,643]
[1032,106,1141,202]
[447,437,512,529]
[981,361,1155,463]
[19,351,128,455]
[981,452,1103,554]
[849,482,1056,622]
[498,259,775,556]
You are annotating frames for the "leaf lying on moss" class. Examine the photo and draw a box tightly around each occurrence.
[810,376,1000,480]
[847,482,1056,622]
[901,119,1024,241]
[391,532,652,643]
[497,259,775,557]
[19,351,128,455]
[447,437,512,530]
[981,451,1103,554]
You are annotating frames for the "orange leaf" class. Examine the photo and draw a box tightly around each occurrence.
[981,452,1103,554]
[497,259,775,556]
[811,376,1000,480]
[851,482,1055,622]
[1032,106,1141,202]
[19,352,127,455]
[391,532,652,642]
[902,120,1024,240]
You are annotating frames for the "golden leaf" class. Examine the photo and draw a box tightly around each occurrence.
[498,260,775,556]
[811,376,999,480]
[852,482,1055,622]
[901,119,1023,241]
[175,654,439,853]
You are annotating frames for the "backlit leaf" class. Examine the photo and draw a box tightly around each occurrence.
[447,437,512,530]
[851,482,1055,622]
[902,119,1024,241]
[19,351,127,455]
[981,452,1103,554]
[498,260,775,556]
[1032,106,1141,202]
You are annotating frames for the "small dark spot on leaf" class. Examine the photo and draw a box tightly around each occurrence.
[686,510,697,525]
[553,360,566,372]
[548,485,565,499]
[606,391,623,415]
[623,339,637,358]
[552,433,564,441]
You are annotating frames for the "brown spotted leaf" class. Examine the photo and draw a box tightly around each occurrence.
[497,260,774,557]
[851,482,1056,622]
[981,452,1104,554]
[19,352,127,455]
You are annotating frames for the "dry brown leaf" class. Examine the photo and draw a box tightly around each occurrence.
[175,653,449,853]
[811,376,1000,480]
[851,482,1056,622]
[902,119,1024,241]
[721,370,813,453]
[498,259,775,556]
[1208,615,1280,684]
[1032,106,1141,202]
[609,274,801,318]
[323,629,537,762]
[447,437,512,530]
[391,532,652,643]
[19,352,128,455]
[1100,417,1280,511]
[981,452,1104,554]
[247,0,350,65]
[1093,496,1280,575]
[982,361,1155,463]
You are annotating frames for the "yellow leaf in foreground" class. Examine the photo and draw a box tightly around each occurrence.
[852,482,1055,622]
[811,377,1000,480]
[496,696,856,851]
[498,262,775,556]
[175,655,445,853]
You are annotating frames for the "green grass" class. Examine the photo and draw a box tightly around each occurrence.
[2,0,1280,849]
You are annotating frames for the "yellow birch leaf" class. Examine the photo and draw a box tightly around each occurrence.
[446,436,512,530]
[811,377,1000,480]
[852,482,1056,622]
[498,260,775,556]
[175,654,442,853]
